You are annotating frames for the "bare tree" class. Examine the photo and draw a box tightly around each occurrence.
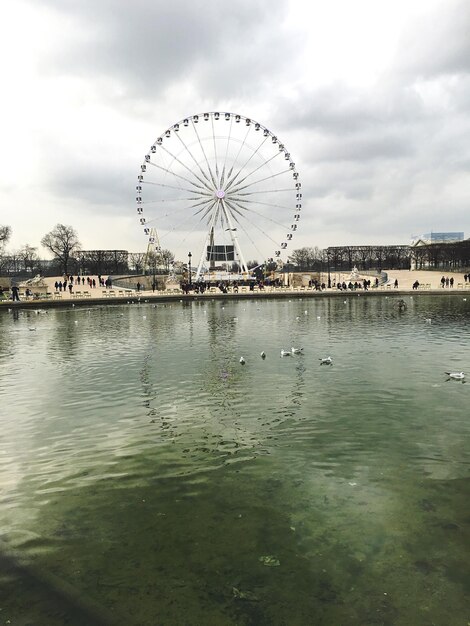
[78,250,128,275]
[0,226,11,253]
[157,249,175,274]
[0,225,11,247]
[41,224,81,276]
[290,247,319,270]
[0,226,12,275]
[129,252,146,273]
[18,244,40,273]
[146,251,159,278]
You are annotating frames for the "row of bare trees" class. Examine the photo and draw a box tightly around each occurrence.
[0,224,80,277]
[326,245,411,271]
[2,221,469,277]
[412,240,470,270]
[0,223,176,277]
[288,245,411,272]
[289,242,470,272]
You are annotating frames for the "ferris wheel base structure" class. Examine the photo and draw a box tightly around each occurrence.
[193,270,257,283]
[136,112,301,279]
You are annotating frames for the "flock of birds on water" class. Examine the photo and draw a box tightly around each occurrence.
[5,300,466,383]
[238,347,328,364]
[238,349,464,381]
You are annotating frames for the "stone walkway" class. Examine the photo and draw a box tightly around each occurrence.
[1,270,469,308]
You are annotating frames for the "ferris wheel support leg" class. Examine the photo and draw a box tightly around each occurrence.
[195,231,211,282]
[221,200,248,273]
[195,201,219,281]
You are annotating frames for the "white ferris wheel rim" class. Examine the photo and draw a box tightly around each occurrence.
[136,112,302,281]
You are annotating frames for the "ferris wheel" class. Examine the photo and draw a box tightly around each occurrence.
[136,112,301,281]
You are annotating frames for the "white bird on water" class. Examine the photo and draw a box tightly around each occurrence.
[319,356,333,365]
[239,357,246,365]
[445,371,465,380]
[260,351,266,359]
[291,347,303,354]
[280,349,291,357]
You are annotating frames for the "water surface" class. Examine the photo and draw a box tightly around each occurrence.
[0,295,468,625]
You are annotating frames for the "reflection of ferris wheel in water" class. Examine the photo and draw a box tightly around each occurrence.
[136,112,301,281]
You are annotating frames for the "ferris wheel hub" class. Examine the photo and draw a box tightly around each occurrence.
[216,189,226,199]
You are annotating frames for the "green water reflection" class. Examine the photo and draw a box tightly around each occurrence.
[0,296,468,625]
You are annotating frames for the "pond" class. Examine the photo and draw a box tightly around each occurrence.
[0,295,468,625]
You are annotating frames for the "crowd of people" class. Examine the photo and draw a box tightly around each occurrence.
[53,275,113,293]
[440,276,455,288]
[2,271,470,303]
[335,278,374,291]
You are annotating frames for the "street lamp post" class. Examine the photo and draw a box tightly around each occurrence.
[188,252,192,286]
[327,250,331,289]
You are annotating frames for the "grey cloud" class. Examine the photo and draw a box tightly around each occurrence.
[395,0,470,79]
[51,167,130,212]
[19,0,469,251]
[35,0,292,101]
[274,83,427,136]
[301,130,415,164]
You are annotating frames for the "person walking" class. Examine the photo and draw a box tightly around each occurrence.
[11,285,20,301]
[394,279,398,288]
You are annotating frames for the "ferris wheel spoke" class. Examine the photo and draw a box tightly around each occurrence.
[221,115,233,186]
[143,179,211,197]
[194,199,217,220]
[157,145,214,193]
[225,198,292,232]
[198,205,214,223]
[229,168,292,195]
[230,197,293,212]
[210,116,220,182]
[196,200,220,233]
[159,199,217,246]
[224,201,278,257]
[147,159,211,194]
[191,120,218,188]
[173,131,215,190]
[225,150,281,193]
[219,164,226,189]
[142,197,215,228]
[231,187,294,196]
[138,195,211,204]
[223,134,270,192]
[223,124,252,191]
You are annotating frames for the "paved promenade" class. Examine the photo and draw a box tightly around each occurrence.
[1,270,469,309]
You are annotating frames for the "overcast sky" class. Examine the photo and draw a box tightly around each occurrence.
[1,0,469,258]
